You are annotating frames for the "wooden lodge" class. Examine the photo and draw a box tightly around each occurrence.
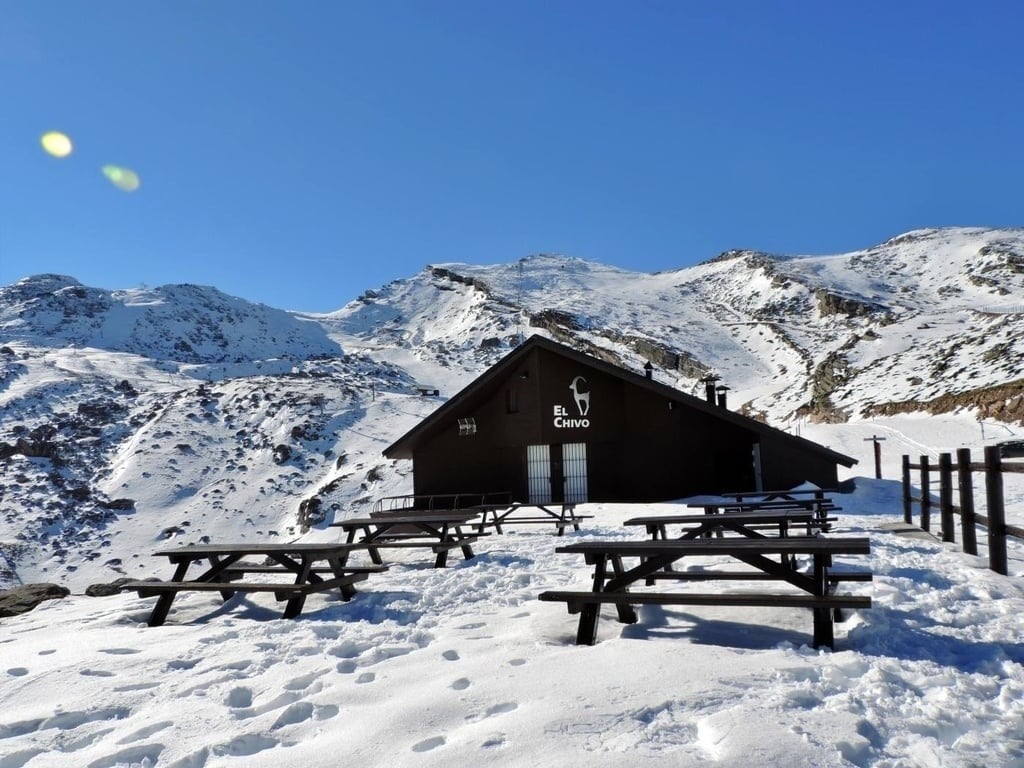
[383,336,856,504]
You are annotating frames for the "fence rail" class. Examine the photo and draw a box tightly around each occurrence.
[902,445,1023,575]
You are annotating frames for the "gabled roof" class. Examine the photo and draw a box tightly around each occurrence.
[384,334,857,467]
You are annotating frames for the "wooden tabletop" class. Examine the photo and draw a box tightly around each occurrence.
[333,513,479,527]
[624,510,816,527]
[153,542,356,558]
[556,537,870,557]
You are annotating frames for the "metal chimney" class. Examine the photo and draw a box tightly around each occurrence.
[716,385,730,409]
[644,361,653,379]
[700,374,720,404]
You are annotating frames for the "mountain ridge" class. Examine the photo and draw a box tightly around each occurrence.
[1,226,1022,589]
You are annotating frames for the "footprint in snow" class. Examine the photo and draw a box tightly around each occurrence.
[412,736,446,753]
[442,650,459,661]
[226,687,253,709]
[451,678,472,691]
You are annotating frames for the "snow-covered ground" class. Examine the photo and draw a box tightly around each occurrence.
[2,465,1023,767]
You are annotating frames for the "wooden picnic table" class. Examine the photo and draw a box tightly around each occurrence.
[468,502,593,535]
[121,542,380,626]
[539,536,872,649]
[624,509,830,575]
[333,512,483,568]
[720,488,838,500]
[689,496,839,525]
[624,510,823,540]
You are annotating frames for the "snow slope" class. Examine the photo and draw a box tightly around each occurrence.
[2,228,1024,766]
[2,475,1023,768]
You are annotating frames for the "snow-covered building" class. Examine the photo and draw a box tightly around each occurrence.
[384,336,856,503]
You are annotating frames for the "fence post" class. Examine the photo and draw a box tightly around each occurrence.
[984,445,1008,575]
[919,455,931,532]
[956,448,978,556]
[901,454,912,524]
[938,453,955,543]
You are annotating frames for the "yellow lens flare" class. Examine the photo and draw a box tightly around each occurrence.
[102,165,141,192]
[40,131,73,158]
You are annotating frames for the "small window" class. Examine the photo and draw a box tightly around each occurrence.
[458,417,477,436]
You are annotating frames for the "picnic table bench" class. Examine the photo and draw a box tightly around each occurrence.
[121,542,380,627]
[720,488,839,501]
[624,510,826,541]
[539,536,872,649]
[469,502,593,535]
[624,509,830,573]
[689,496,840,527]
[333,512,483,568]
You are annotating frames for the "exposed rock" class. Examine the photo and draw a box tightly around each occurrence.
[85,577,136,597]
[863,379,1024,425]
[429,266,494,294]
[297,496,324,531]
[815,290,889,318]
[613,333,708,379]
[795,352,852,422]
[0,583,70,618]
[100,498,136,511]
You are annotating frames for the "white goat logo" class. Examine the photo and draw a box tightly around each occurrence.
[569,376,590,416]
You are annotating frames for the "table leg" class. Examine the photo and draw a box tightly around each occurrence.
[608,556,637,624]
[326,554,357,600]
[811,552,834,649]
[576,555,608,645]
[147,558,191,627]
[360,526,384,565]
[455,525,475,562]
[282,555,313,619]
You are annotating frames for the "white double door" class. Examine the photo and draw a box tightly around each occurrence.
[526,443,588,504]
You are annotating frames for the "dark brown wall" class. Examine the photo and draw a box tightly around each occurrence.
[758,433,840,489]
[410,347,838,502]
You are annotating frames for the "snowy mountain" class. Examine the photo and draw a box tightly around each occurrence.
[1,227,1023,591]
[3,228,1024,768]
[325,226,1024,425]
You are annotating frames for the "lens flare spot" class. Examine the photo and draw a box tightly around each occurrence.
[41,131,73,158]
[102,165,141,192]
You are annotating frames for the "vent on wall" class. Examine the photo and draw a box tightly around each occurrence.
[458,418,477,436]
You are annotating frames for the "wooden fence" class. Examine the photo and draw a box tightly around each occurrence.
[901,445,1024,575]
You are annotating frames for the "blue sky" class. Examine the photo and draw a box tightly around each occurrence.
[2,1,1022,312]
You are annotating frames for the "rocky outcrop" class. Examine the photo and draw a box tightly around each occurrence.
[609,333,709,379]
[815,290,889,318]
[429,267,494,295]
[863,379,1024,425]
[85,577,136,597]
[795,352,852,422]
[0,583,70,618]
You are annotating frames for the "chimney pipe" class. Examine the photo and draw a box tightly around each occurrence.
[644,361,653,379]
[716,385,730,409]
[701,374,720,404]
